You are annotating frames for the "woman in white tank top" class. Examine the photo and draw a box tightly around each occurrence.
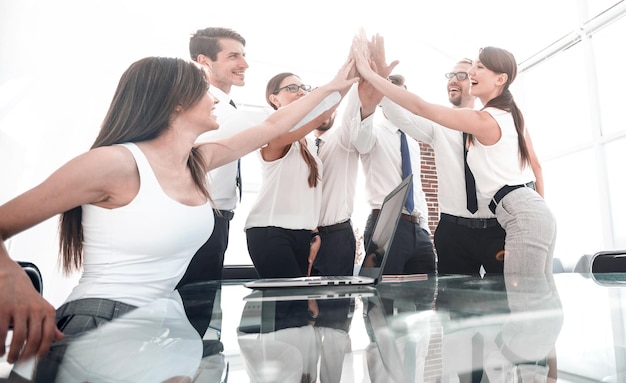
[0,56,358,376]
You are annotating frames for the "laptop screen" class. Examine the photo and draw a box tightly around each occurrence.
[358,174,412,281]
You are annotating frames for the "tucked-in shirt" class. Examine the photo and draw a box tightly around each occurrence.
[314,86,365,227]
[467,107,535,197]
[245,140,323,231]
[352,114,430,233]
[66,143,214,307]
[380,98,496,219]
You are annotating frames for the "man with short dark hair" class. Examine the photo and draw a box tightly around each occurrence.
[178,27,250,286]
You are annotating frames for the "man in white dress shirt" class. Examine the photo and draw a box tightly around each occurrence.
[178,27,250,285]
[310,85,371,277]
[353,74,436,275]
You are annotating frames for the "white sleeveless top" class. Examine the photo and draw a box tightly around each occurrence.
[467,107,535,198]
[245,140,322,231]
[65,142,214,307]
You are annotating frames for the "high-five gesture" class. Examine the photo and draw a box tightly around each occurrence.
[368,33,399,79]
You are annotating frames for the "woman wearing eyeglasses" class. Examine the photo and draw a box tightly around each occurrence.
[244,72,326,278]
[353,33,556,275]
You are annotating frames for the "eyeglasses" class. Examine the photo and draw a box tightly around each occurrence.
[445,72,469,81]
[273,84,312,94]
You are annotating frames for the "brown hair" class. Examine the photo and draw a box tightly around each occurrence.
[189,27,246,62]
[265,72,320,188]
[476,47,529,167]
[58,57,211,274]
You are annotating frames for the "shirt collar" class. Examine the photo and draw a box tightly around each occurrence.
[210,86,231,104]
[380,118,400,133]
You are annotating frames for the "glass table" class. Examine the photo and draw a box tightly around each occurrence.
[5,272,626,382]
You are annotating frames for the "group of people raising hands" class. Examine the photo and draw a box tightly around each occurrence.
[0,28,555,376]
[247,33,554,280]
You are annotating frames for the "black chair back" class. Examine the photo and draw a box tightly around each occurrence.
[18,261,43,294]
[591,250,626,285]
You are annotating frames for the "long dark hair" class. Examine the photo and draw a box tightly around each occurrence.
[58,57,211,274]
[476,46,530,167]
[265,72,320,188]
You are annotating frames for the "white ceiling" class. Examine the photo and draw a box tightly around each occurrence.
[2,0,618,108]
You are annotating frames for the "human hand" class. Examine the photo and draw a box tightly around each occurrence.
[368,33,399,79]
[322,57,359,97]
[0,262,64,364]
[307,233,321,276]
[351,30,375,81]
[307,299,319,325]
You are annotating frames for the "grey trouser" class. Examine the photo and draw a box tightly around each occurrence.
[495,187,557,274]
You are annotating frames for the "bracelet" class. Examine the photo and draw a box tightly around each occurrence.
[311,232,320,240]
[308,311,318,321]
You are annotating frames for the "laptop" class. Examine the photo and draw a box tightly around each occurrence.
[243,174,412,289]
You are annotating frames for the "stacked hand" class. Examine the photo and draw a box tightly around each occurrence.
[351,29,399,82]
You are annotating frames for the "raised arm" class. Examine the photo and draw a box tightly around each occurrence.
[352,33,501,146]
[198,59,358,169]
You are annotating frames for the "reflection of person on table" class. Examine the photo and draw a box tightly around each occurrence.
[238,295,356,383]
[483,273,563,382]
[33,291,205,383]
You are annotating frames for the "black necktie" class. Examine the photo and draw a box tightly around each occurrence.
[314,137,321,155]
[399,130,415,213]
[463,132,478,213]
[229,99,242,202]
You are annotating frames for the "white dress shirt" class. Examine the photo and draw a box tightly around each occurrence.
[314,86,365,227]
[196,90,342,212]
[380,98,497,219]
[244,140,322,231]
[196,87,260,211]
[353,112,430,232]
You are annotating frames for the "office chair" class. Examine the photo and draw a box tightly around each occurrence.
[590,250,626,285]
[17,261,43,295]
[591,250,626,273]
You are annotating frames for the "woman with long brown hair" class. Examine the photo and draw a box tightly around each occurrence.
[245,72,327,278]
[0,56,357,367]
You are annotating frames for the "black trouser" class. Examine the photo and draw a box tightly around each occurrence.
[246,226,310,278]
[311,221,356,277]
[434,217,506,275]
[364,213,436,275]
[177,210,231,287]
[177,281,221,344]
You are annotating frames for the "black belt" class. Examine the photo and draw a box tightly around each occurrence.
[318,219,352,234]
[57,298,137,322]
[489,181,535,214]
[215,209,234,220]
[439,213,500,229]
[372,209,419,224]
